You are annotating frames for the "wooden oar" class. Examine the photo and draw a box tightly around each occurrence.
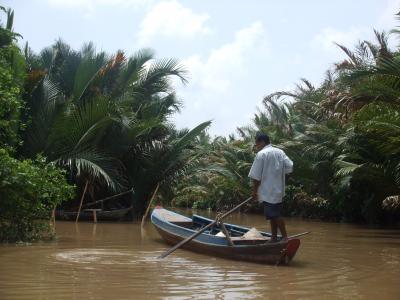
[288,231,310,239]
[158,196,253,259]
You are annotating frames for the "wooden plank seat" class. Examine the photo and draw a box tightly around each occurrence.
[157,209,191,223]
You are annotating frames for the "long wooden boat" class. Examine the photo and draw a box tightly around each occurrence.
[56,207,132,221]
[151,207,304,265]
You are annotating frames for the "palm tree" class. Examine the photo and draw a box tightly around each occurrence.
[125,121,211,216]
[172,137,256,211]
[19,39,213,216]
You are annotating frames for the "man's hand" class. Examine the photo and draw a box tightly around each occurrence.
[252,191,258,201]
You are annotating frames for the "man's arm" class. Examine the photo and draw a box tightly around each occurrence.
[252,179,260,201]
[249,152,263,201]
[283,153,293,174]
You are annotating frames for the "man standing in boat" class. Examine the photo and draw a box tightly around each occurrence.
[249,132,293,242]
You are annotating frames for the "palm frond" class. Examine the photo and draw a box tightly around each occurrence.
[334,159,361,178]
[131,58,188,98]
[173,121,211,150]
[72,51,107,102]
[55,149,123,191]
[113,48,154,95]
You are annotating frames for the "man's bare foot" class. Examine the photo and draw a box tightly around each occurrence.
[280,237,288,243]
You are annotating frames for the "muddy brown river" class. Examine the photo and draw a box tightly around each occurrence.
[0,210,399,299]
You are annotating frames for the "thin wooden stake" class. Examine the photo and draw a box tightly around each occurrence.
[75,180,89,223]
[51,208,56,230]
[141,183,160,227]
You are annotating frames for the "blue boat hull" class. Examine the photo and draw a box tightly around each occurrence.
[151,207,301,264]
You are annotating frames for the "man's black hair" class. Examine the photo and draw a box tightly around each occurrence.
[255,132,270,144]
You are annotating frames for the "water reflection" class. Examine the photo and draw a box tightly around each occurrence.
[0,212,399,300]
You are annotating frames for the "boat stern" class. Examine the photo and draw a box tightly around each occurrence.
[279,239,301,264]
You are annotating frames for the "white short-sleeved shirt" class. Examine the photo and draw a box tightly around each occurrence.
[248,145,293,204]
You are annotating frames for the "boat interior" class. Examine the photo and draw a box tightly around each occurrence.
[162,210,274,245]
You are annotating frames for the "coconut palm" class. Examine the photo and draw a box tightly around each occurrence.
[125,120,211,216]
[19,41,208,215]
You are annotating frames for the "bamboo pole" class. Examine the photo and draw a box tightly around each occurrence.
[83,188,134,208]
[141,183,160,227]
[75,180,89,223]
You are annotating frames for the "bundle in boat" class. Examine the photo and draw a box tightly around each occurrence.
[216,227,265,241]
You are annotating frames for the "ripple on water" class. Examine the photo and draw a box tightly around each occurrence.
[52,248,265,299]
[54,248,137,265]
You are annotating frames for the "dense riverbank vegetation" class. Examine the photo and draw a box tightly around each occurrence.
[173,29,400,224]
[0,7,74,242]
[0,6,210,242]
[1,5,399,242]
